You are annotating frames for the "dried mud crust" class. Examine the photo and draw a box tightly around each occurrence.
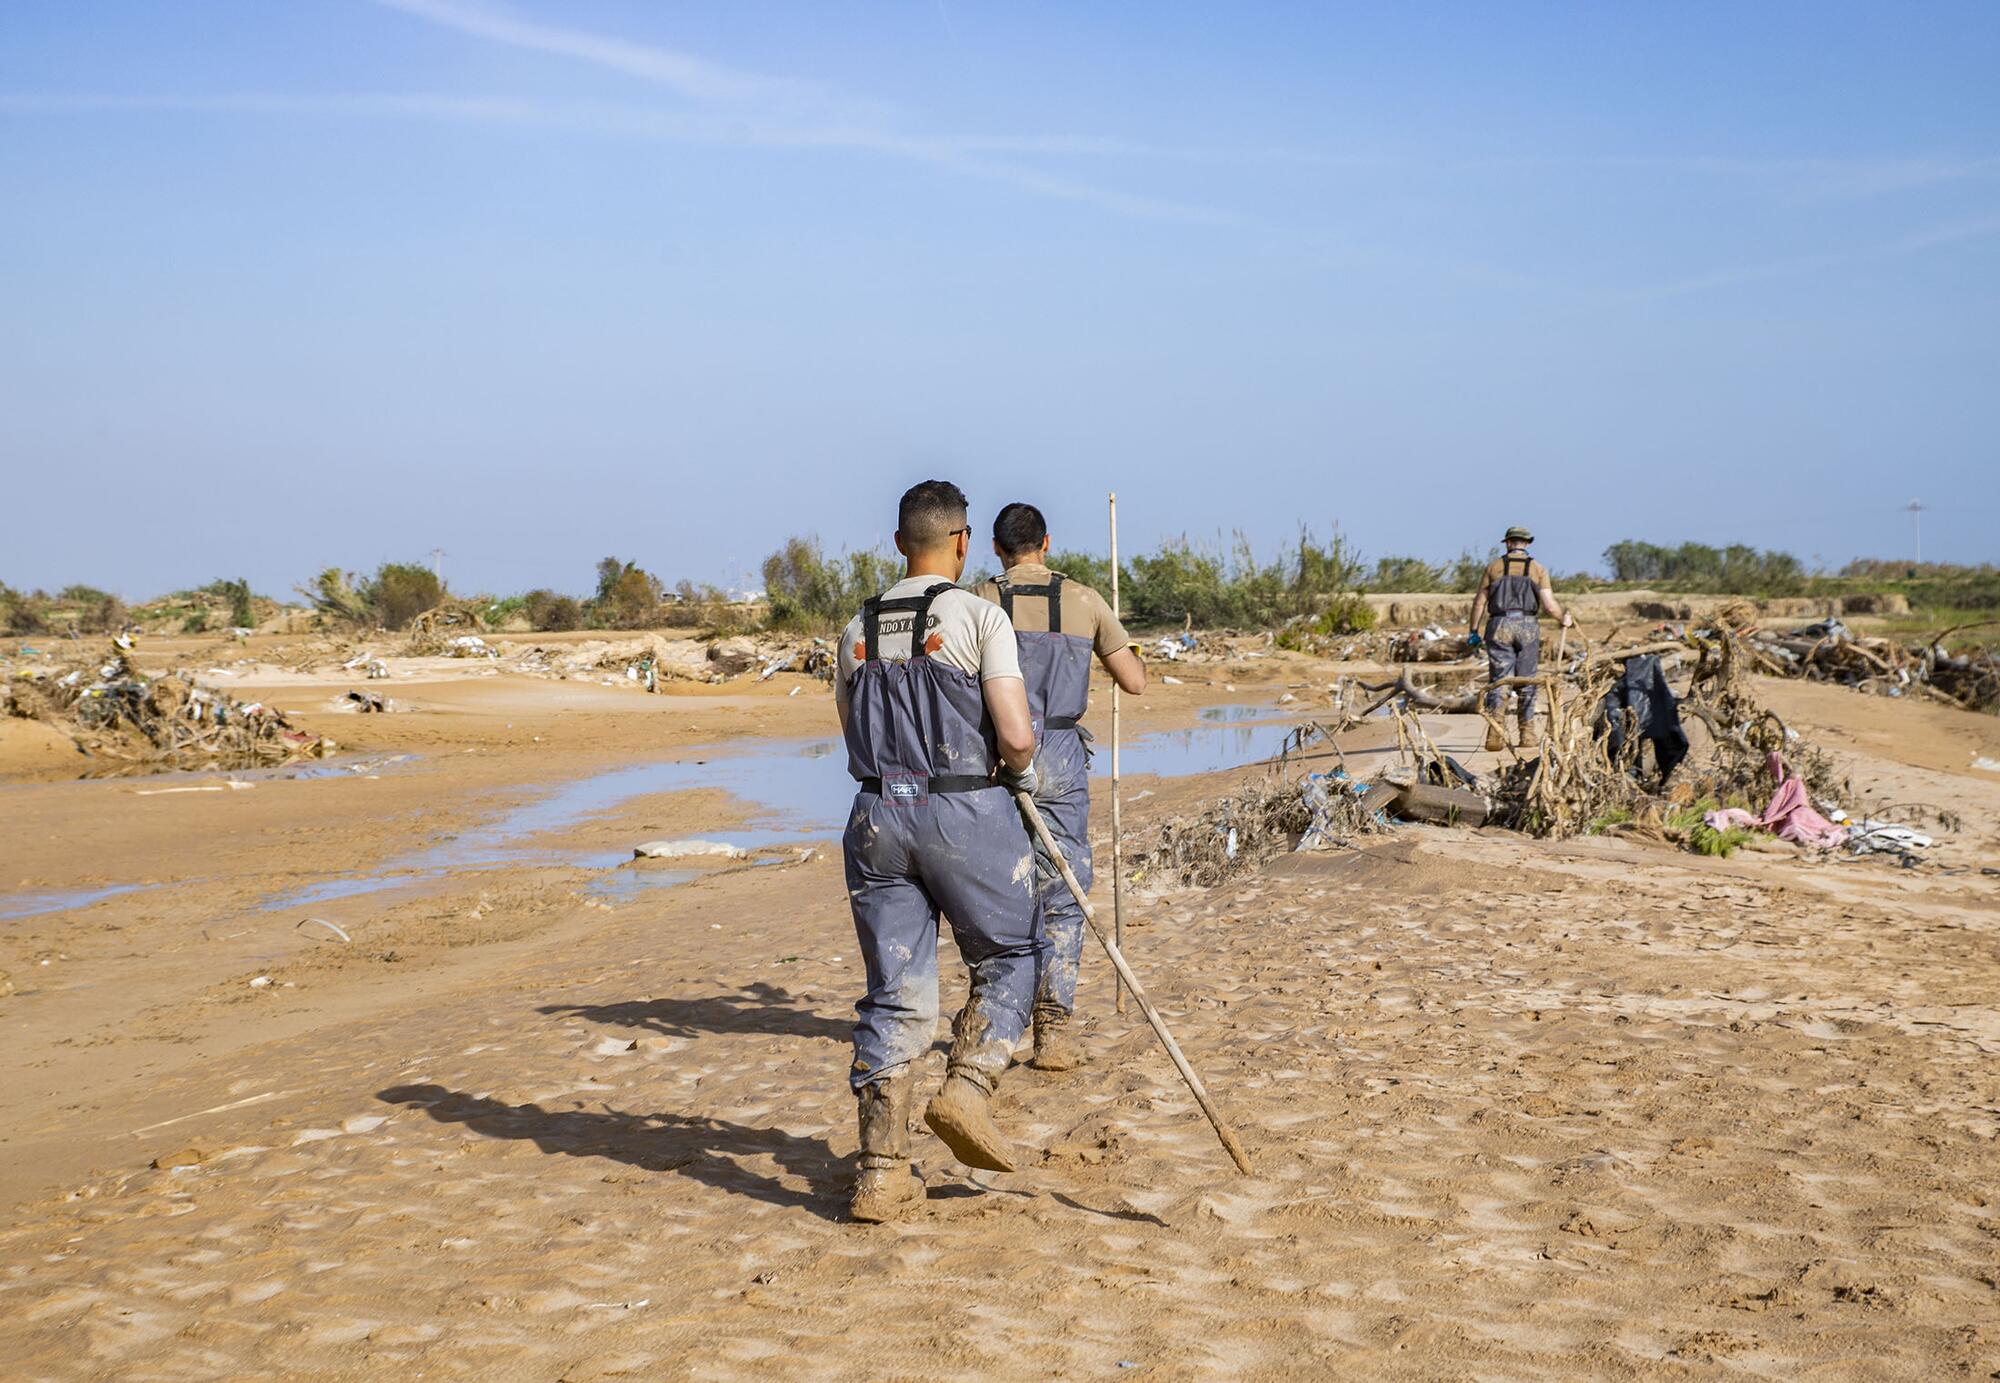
[0,655,1996,1380]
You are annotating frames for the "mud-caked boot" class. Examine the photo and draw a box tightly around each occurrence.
[1516,715,1541,750]
[1028,1003,1084,1073]
[1482,717,1508,753]
[923,1068,1018,1172]
[849,1076,922,1224]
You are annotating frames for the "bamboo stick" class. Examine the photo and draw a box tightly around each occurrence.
[1109,490,1126,1015]
[1013,789,1254,1175]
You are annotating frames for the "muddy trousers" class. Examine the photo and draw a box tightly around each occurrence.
[1030,785,1093,1017]
[1482,614,1542,723]
[843,786,1039,1093]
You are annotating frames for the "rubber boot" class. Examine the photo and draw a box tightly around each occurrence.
[849,1075,922,1224]
[923,1068,1018,1172]
[1028,1003,1084,1073]
[1482,717,1507,753]
[1516,715,1540,750]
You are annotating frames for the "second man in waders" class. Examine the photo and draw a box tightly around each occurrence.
[835,480,1043,1224]
[1468,524,1572,751]
[975,503,1146,1073]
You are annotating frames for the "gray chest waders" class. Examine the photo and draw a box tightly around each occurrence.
[998,572,1097,1016]
[840,581,1038,1092]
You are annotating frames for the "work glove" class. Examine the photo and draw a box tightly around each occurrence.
[1030,829,1063,881]
[998,762,1038,798]
[1465,630,1483,649]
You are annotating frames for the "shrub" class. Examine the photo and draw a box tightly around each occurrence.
[2,584,48,635]
[1047,550,1115,594]
[762,537,898,631]
[1120,529,1364,628]
[182,609,210,634]
[590,559,663,629]
[366,563,444,630]
[1365,556,1445,592]
[204,578,256,629]
[522,588,584,632]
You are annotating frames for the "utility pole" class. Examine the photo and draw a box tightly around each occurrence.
[429,548,447,585]
[1905,500,1924,566]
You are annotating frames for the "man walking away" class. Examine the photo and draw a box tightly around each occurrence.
[835,480,1041,1224]
[974,503,1146,1074]
[1468,524,1573,751]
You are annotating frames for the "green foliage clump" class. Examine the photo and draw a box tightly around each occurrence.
[1120,529,1364,628]
[762,537,898,631]
[1364,556,1445,592]
[203,578,256,629]
[1602,540,1804,595]
[296,562,442,629]
[2,583,49,635]
[1047,551,1114,593]
[591,557,664,630]
[367,563,445,630]
[522,588,584,632]
[1687,822,1754,857]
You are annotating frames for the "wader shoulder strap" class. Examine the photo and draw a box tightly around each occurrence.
[861,582,954,661]
[1502,553,1533,577]
[998,572,1064,634]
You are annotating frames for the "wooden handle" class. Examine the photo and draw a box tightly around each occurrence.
[1014,789,1254,1175]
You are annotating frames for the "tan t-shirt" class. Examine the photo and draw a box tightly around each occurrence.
[833,577,1022,714]
[1483,555,1551,587]
[972,563,1130,658]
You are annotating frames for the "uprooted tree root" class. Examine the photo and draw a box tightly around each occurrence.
[5,644,333,775]
[1488,630,1848,841]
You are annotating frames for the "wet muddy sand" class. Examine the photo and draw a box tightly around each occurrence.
[2,637,1997,1380]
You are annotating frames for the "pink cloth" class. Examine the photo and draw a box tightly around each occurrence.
[1703,753,1848,848]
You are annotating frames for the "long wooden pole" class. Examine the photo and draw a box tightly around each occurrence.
[1108,491,1126,1014]
[1013,790,1254,1175]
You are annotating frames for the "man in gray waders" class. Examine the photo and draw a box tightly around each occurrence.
[834,479,1042,1223]
[1468,524,1573,751]
[974,503,1146,1074]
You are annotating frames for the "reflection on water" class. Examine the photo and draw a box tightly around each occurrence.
[1197,703,1290,724]
[260,740,850,911]
[9,716,1305,920]
[0,883,150,922]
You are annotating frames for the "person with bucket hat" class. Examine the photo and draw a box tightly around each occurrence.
[1467,525,1572,751]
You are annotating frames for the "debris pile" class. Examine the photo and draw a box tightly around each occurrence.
[402,600,492,656]
[1130,768,1388,889]
[1744,618,1999,712]
[5,643,333,774]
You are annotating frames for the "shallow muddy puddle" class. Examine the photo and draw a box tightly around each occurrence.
[6,714,1304,920]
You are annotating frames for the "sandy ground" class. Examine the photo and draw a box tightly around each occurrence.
[2,634,1997,1380]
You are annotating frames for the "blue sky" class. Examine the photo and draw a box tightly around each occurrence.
[3,1,1995,599]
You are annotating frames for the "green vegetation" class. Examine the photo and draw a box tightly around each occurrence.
[2,584,47,635]
[522,588,584,632]
[762,537,898,632]
[1119,530,1368,629]
[1602,540,1806,594]
[298,562,443,630]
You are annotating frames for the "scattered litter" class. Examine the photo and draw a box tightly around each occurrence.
[296,917,351,943]
[592,1037,639,1056]
[633,839,750,861]
[5,642,334,775]
[132,780,256,796]
[1161,675,1183,686]
[248,975,272,989]
[1973,756,2000,773]
[445,635,493,658]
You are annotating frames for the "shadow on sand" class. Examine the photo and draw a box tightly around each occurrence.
[377,1083,844,1221]
[539,981,849,1042]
